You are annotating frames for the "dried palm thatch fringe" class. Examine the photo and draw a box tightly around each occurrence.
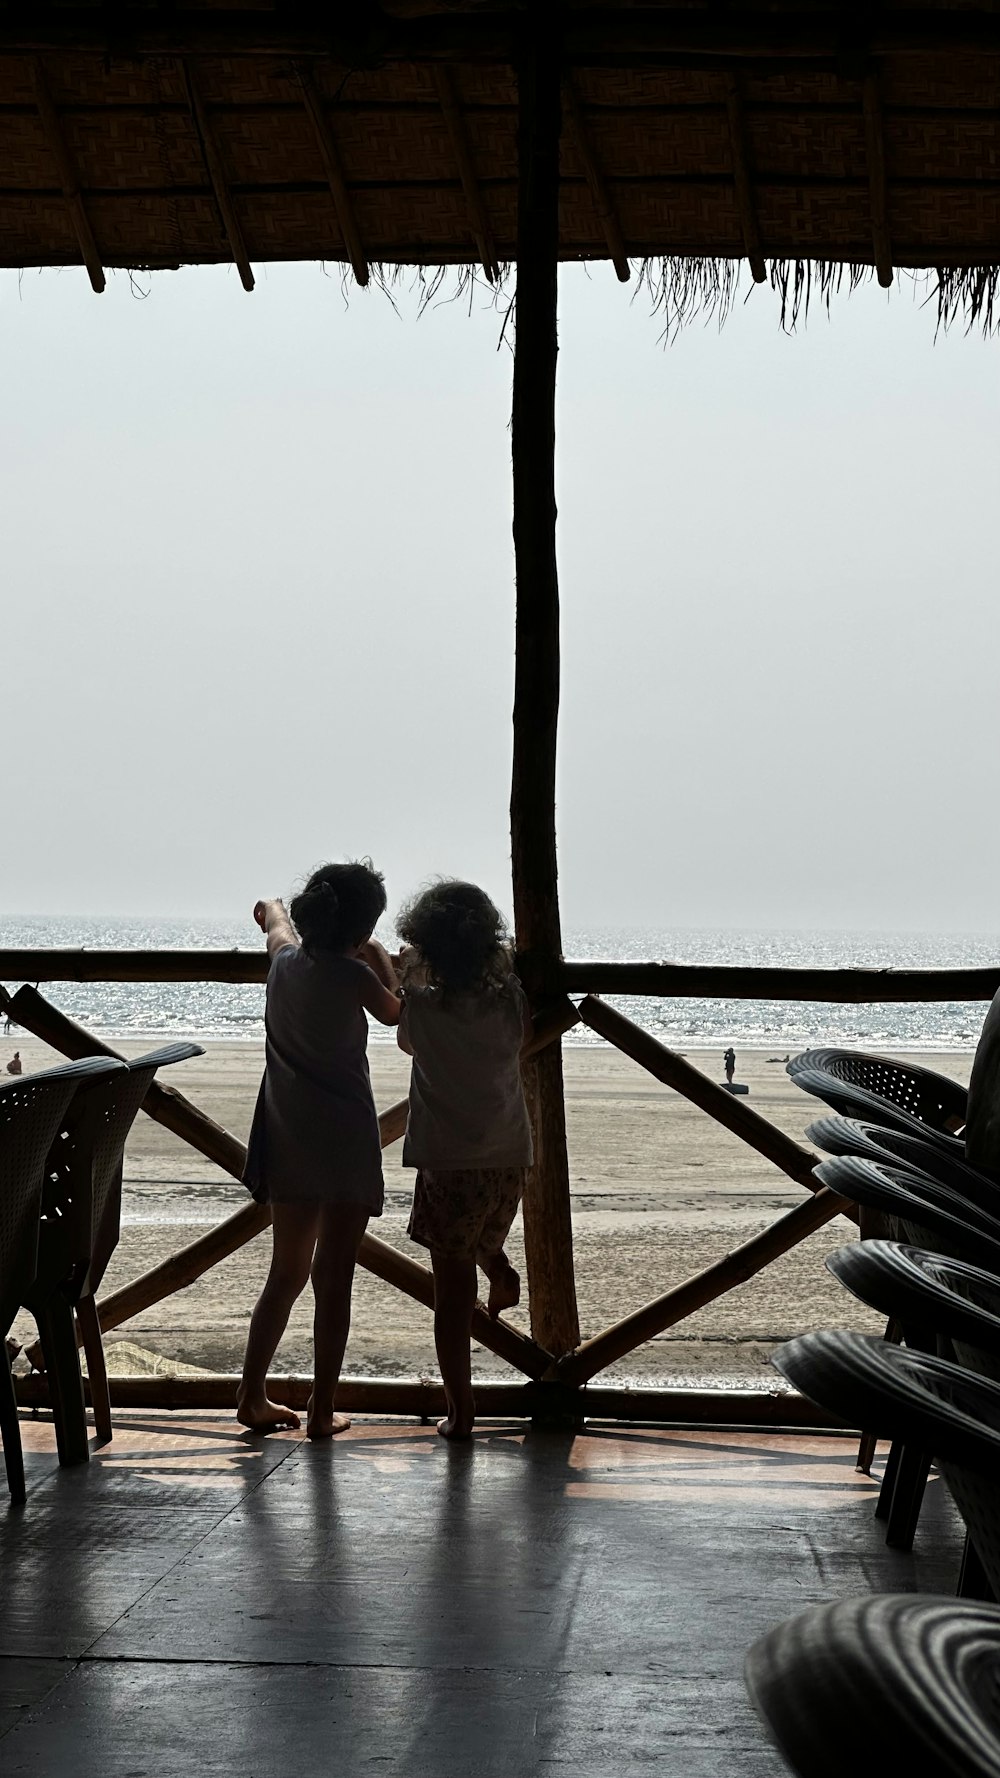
[370,256,1000,338]
[89,254,1000,339]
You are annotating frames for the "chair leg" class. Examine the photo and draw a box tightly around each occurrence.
[77,1295,112,1445]
[35,1298,89,1468]
[958,1531,997,1602]
[862,1316,903,1478]
[856,1430,879,1475]
[885,1446,931,1551]
[0,1343,26,1505]
[875,1436,903,1519]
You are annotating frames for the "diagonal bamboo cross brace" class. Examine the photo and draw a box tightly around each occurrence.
[3,984,578,1384]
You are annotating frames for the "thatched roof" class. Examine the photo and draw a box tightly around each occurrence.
[3,3,1000,326]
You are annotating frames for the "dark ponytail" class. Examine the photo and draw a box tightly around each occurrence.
[290,860,387,955]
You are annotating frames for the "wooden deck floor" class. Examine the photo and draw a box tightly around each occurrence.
[1,1410,965,1776]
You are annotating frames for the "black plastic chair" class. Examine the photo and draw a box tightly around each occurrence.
[807,1114,1000,1220]
[0,1058,123,1503]
[828,1236,1000,1592]
[746,1593,1000,1778]
[814,1155,1000,1273]
[828,1241,1000,1389]
[788,1048,966,1156]
[774,1331,1000,1600]
[22,1041,202,1463]
[814,1152,1000,1547]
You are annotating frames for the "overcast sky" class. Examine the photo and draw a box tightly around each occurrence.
[2,259,998,933]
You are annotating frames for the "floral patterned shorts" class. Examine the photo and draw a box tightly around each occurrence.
[408,1167,526,1260]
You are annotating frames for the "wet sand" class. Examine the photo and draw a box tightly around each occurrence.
[7,1038,973,1385]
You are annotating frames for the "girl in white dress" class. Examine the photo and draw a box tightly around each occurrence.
[397,881,532,1439]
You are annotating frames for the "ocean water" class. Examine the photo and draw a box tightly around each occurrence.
[1,915,997,1052]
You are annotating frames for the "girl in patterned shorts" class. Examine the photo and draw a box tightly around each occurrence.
[396,881,533,1439]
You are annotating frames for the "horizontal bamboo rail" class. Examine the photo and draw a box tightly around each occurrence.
[13,1370,846,1431]
[577,995,821,1192]
[561,960,1000,1003]
[4,984,579,1384]
[3,950,998,1002]
[0,949,269,983]
[557,1186,849,1387]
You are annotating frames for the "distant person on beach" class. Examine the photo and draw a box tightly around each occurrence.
[396,881,533,1440]
[723,1047,736,1085]
[6,1051,22,1075]
[238,861,401,1439]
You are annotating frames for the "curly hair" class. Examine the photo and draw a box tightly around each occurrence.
[396,880,512,995]
[289,860,387,956]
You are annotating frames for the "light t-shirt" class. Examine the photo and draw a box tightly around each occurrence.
[400,976,533,1171]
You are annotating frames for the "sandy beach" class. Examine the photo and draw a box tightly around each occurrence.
[7,1037,974,1386]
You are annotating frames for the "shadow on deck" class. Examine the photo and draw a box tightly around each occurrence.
[1,1412,965,1776]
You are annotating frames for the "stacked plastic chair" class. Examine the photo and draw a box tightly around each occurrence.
[787,1048,967,1152]
[744,1046,1000,1774]
[788,1048,998,1546]
[0,1058,123,1502]
[21,1041,202,1463]
[746,1594,1000,1778]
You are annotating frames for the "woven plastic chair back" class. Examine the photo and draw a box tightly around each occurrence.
[827,1240,1000,1391]
[746,1593,1000,1778]
[807,1114,1000,1216]
[789,1048,966,1155]
[42,1042,202,1295]
[0,1061,120,1334]
[815,1155,1000,1276]
[774,1332,1000,1595]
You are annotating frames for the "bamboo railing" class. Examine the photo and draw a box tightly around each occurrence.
[1,951,990,1424]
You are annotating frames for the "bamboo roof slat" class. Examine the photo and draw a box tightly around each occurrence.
[30,54,105,291]
[296,60,371,285]
[182,57,255,289]
[433,62,500,280]
[863,69,895,286]
[562,70,630,279]
[0,4,998,327]
[725,72,767,281]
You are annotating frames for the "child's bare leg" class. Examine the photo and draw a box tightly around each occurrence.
[431,1251,478,1439]
[238,1203,318,1431]
[476,1246,520,1318]
[308,1203,370,1439]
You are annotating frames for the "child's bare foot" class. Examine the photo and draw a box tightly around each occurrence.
[437,1388,474,1440]
[236,1393,301,1433]
[486,1264,520,1319]
[437,1413,474,1441]
[306,1398,351,1439]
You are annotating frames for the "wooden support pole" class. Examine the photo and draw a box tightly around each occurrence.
[577,995,826,1194]
[296,62,370,286]
[557,1185,850,1386]
[14,1370,846,1430]
[724,73,766,283]
[863,68,894,288]
[182,59,255,291]
[511,17,580,1362]
[561,73,629,281]
[432,65,499,282]
[31,57,105,292]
